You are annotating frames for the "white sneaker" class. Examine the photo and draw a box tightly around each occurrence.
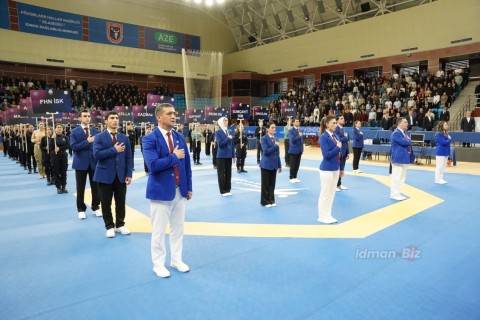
[336,187,341,192]
[226,192,233,196]
[153,266,171,278]
[264,204,272,208]
[317,217,338,224]
[78,211,86,219]
[435,180,448,184]
[170,261,190,273]
[339,185,348,190]
[290,179,296,183]
[357,169,363,173]
[94,209,103,217]
[390,195,407,201]
[106,228,115,238]
[294,178,301,183]
[115,226,131,235]
[271,203,277,207]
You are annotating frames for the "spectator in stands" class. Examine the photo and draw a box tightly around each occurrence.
[460,110,475,147]
[423,109,435,131]
[439,106,450,122]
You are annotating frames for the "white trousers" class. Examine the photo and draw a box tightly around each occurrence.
[390,164,408,197]
[318,170,340,220]
[435,156,447,182]
[150,188,186,269]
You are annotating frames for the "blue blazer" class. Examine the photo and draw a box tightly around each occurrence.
[435,132,451,156]
[334,126,349,156]
[288,127,304,155]
[390,129,414,164]
[319,132,341,171]
[352,128,364,149]
[142,128,192,201]
[260,135,281,170]
[70,126,99,170]
[93,130,133,184]
[215,129,235,159]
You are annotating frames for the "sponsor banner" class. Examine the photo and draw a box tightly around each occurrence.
[17,2,82,40]
[230,102,251,120]
[176,110,185,125]
[114,106,133,124]
[89,17,138,48]
[146,94,175,110]
[30,89,72,115]
[133,105,155,124]
[205,106,228,123]
[185,109,204,123]
[144,27,200,54]
[69,113,80,126]
[253,106,269,121]
[281,101,297,117]
[0,0,10,30]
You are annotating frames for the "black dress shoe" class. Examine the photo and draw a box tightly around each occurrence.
[62,187,68,193]
[241,168,248,173]
[57,188,63,194]
[28,170,32,174]
[197,162,202,165]
[237,168,241,173]
[34,170,38,174]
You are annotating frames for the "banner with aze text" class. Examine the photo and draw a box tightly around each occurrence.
[230,103,251,120]
[205,106,229,123]
[133,105,155,124]
[253,106,269,121]
[114,106,133,124]
[30,89,72,115]
[281,101,297,118]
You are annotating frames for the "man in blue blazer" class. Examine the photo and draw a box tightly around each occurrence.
[70,109,101,220]
[334,115,350,191]
[288,118,303,183]
[215,117,235,196]
[93,111,133,238]
[390,117,413,201]
[142,103,192,278]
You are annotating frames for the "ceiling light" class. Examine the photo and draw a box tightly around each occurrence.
[194,0,202,4]
[216,0,225,3]
[205,0,213,6]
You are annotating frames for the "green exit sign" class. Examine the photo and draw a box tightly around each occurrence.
[154,32,177,44]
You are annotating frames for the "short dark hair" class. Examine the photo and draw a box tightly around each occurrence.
[397,117,406,125]
[79,109,90,117]
[154,103,175,117]
[105,111,118,120]
[266,121,276,129]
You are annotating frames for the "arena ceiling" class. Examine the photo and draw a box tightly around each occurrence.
[159,0,436,51]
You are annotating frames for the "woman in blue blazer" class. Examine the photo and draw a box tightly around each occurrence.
[259,122,282,207]
[215,117,235,196]
[318,115,341,224]
[434,121,451,184]
[352,120,364,173]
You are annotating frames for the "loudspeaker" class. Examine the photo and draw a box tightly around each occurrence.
[248,36,256,43]
[360,2,370,12]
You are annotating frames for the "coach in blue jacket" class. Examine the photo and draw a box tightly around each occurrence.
[334,115,349,191]
[288,118,303,183]
[142,103,192,278]
[93,111,133,238]
[260,122,282,207]
[70,109,101,220]
[390,117,413,201]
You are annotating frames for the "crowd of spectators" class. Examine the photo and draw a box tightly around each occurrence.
[0,75,174,112]
[259,68,469,130]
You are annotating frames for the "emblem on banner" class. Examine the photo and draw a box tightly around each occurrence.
[107,22,123,44]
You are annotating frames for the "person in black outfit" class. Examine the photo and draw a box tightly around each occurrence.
[460,110,476,147]
[254,119,266,164]
[1,126,9,157]
[40,127,54,185]
[234,122,248,173]
[203,124,213,156]
[211,124,218,169]
[25,125,37,174]
[127,122,136,170]
[50,124,70,194]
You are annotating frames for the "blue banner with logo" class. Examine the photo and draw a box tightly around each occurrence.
[0,0,10,30]
[89,17,139,48]
[17,3,82,40]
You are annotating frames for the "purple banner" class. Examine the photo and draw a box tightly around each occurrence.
[114,106,133,124]
[146,94,175,111]
[205,106,229,123]
[185,109,205,123]
[133,105,155,124]
[30,89,72,115]
[230,102,250,120]
[281,101,297,117]
[253,106,269,121]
